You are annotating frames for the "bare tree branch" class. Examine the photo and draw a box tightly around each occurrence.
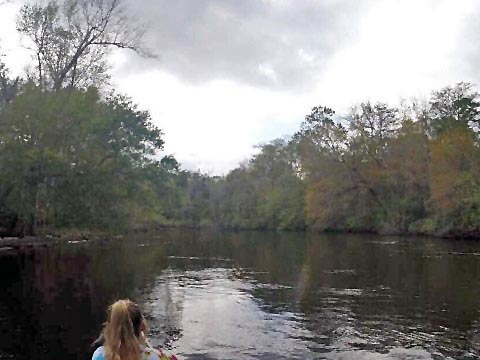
[17,0,150,91]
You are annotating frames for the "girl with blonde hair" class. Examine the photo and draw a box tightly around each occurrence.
[92,299,177,360]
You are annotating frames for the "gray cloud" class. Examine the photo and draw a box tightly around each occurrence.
[123,0,374,90]
[458,5,480,87]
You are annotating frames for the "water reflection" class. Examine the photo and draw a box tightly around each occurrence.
[0,231,480,359]
[141,268,314,359]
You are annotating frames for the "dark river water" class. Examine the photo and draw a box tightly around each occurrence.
[1,230,480,359]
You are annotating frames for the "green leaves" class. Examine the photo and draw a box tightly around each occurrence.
[0,86,165,232]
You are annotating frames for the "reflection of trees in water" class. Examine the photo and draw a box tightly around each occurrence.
[291,234,480,357]
[293,261,310,306]
[188,231,480,357]
[2,231,480,359]
[139,270,185,349]
[0,245,98,360]
[0,238,169,360]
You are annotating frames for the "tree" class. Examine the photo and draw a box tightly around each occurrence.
[249,139,305,230]
[211,167,260,229]
[0,86,164,233]
[17,0,148,90]
[429,83,480,136]
[0,59,20,106]
[183,172,213,226]
[295,106,347,165]
[382,119,429,231]
[295,105,390,231]
[428,128,480,234]
[348,102,399,166]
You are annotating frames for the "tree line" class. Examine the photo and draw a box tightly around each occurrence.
[172,83,480,237]
[1,0,479,238]
[206,83,480,238]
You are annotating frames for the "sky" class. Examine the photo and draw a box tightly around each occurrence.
[0,0,479,174]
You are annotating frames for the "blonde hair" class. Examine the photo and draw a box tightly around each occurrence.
[103,300,144,360]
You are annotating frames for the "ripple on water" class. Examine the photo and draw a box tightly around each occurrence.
[139,268,317,359]
[135,268,461,360]
[2,232,480,360]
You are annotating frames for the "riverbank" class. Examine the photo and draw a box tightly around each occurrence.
[0,228,123,247]
[2,221,480,248]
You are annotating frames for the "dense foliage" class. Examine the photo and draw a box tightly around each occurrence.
[1,0,480,238]
[210,83,480,237]
[175,82,480,237]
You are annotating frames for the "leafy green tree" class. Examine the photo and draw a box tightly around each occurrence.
[0,1,171,236]
[247,139,305,229]
[0,86,163,233]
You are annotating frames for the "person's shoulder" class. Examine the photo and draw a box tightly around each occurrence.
[92,346,105,360]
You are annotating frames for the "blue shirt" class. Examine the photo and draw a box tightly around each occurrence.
[92,345,163,360]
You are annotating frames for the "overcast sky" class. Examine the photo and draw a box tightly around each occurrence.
[0,0,478,174]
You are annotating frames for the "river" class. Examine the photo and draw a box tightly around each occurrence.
[0,230,479,359]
